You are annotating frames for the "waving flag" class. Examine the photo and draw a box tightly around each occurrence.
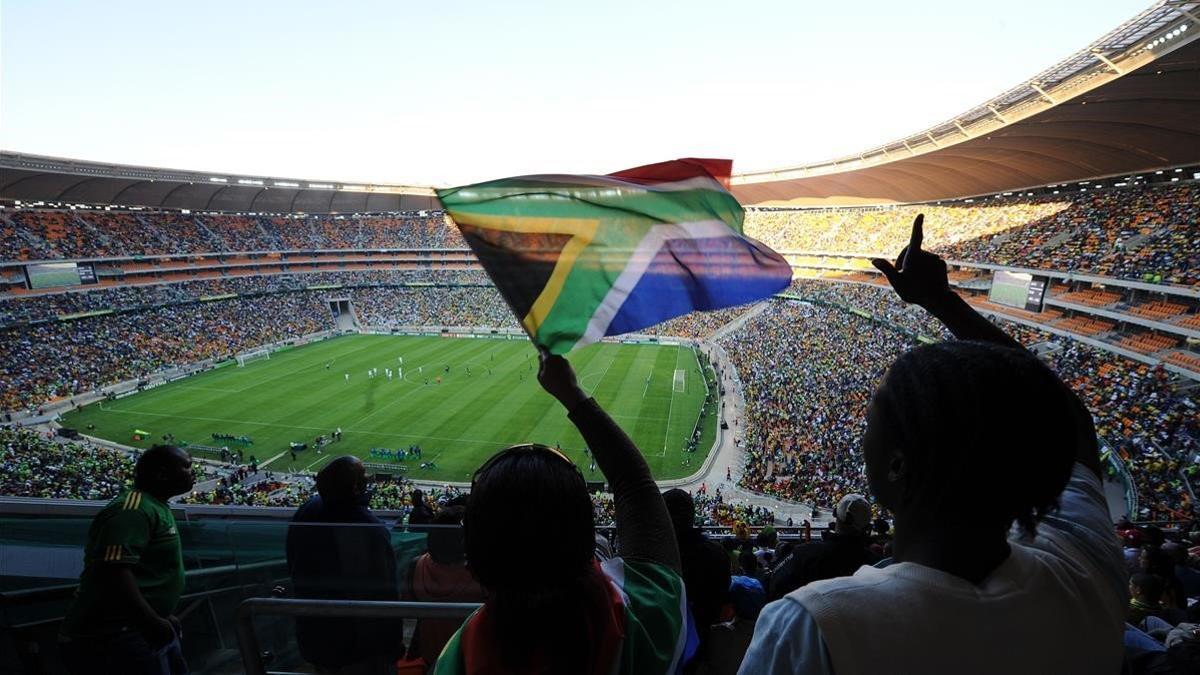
[436,158,792,354]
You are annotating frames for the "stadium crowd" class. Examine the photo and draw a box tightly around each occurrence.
[724,281,1199,522]
[0,269,490,326]
[745,182,1199,285]
[0,427,209,500]
[720,300,915,507]
[1,292,333,410]
[0,210,464,260]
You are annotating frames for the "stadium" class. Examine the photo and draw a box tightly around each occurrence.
[2,1,1200,673]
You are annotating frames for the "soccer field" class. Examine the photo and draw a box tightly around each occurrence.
[61,334,718,482]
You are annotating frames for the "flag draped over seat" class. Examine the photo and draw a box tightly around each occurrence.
[436,158,793,354]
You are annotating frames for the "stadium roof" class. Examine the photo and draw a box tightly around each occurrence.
[1,1,1198,212]
[731,1,1200,206]
[0,155,441,213]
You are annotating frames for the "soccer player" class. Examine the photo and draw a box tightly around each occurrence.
[59,446,195,675]
[344,373,349,382]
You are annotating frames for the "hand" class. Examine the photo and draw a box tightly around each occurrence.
[144,616,176,648]
[870,214,951,307]
[537,350,588,411]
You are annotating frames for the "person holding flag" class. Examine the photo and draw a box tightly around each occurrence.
[436,352,692,674]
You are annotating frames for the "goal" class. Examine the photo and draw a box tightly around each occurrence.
[673,369,686,393]
[236,348,270,367]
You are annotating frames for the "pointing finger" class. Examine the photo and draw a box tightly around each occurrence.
[909,214,924,255]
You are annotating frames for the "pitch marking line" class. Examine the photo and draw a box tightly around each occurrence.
[659,346,683,457]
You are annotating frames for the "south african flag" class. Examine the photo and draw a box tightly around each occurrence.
[436,158,792,354]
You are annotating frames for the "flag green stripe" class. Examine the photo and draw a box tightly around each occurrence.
[438,185,744,234]
[438,177,747,353]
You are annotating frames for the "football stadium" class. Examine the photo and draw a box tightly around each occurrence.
[2,1,1200,673]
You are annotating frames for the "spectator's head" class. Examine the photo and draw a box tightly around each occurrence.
[756,526,778,550]
[426,505,466,564]
[135,445,193,498]
[315,456,366,506]
[1163,542,1187,566]
[1123,530,1143,550]
[873,517,891,536]
[738,551,759,576]
[663,488,696,535]
[1140,546,1174,578]
[1142,526,1166,549]
[834,494,872,535]
[464,443,593,669]
[777,541,794,559]
[863,341,1082,535]
[1130,572,1166,606]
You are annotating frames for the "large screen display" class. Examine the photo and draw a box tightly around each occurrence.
[24,262,96,289]
[988,270,1047,312]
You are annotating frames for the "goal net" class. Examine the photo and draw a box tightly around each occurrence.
[236,349,270,367]
[673,369,686,393]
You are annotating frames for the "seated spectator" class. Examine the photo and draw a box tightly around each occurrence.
[767,494,880,601]
[730,552,767,621]
[1128,573,1185,635]
[286,456,402,674]
[436,353,687,674]
[402,505,484,668]
[1165,541,1200,600]
[740,217,1127,674]
[407,488,434,529]
[1141,546,1188,612]
[663,488,732,675]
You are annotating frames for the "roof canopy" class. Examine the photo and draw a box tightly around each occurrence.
[731,3,1200,206]
[2,2,1197,211]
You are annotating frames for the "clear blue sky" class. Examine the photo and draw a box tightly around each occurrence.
[2,0,1150,185]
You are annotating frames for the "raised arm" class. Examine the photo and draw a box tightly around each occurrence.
[872,215,1101,477]
[870,214,1022,350]
[538,351,681,572]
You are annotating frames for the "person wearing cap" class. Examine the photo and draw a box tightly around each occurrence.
[766,494,880,601]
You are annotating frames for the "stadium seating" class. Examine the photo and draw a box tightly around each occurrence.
[721,282,1198,521]
[0,210,463,259]
[2,179,1198,525]
[745,182,1199,286]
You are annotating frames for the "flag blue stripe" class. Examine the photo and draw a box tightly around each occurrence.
[604,235,792,336]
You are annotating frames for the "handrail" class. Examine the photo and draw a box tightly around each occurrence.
[0,558,286,604]
[236,598,479,675]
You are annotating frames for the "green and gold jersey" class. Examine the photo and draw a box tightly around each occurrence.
[61,489,185,636]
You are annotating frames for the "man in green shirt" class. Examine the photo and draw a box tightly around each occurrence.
[59,445,194,675]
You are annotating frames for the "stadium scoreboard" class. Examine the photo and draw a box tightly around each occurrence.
[24,262,98,289]
[988,270,1048,312]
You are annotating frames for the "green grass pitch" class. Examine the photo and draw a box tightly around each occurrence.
[61,334,718,482]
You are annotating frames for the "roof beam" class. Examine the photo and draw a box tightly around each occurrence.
[1029,82,1057,104]
[1091,50,1124,74]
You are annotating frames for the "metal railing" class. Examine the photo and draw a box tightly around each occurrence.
[236,598,479,675]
